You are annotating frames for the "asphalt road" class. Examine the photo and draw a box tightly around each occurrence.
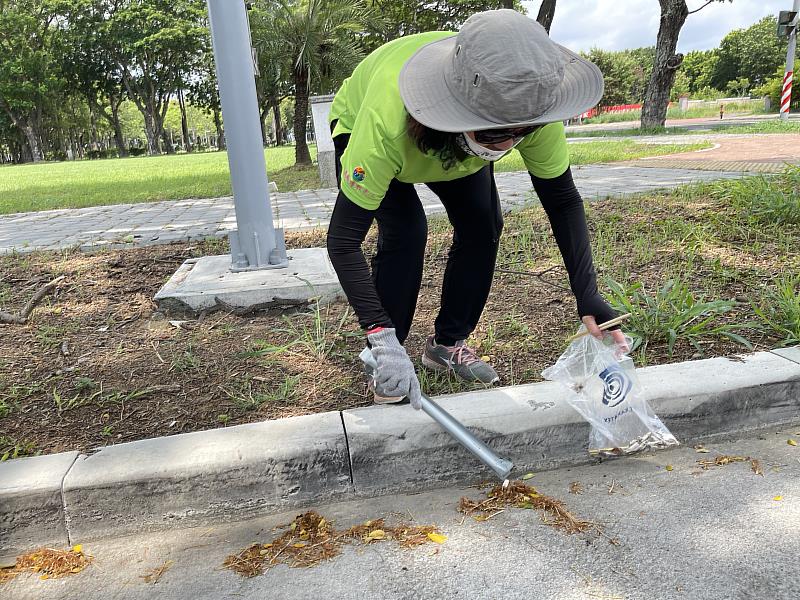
[5,426,800,600]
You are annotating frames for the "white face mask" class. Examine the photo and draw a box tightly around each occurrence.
[458,133,518,161]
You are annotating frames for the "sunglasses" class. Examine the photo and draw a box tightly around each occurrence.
[473,125,540,145]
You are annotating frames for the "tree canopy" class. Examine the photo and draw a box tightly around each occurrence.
[0,0,793,165]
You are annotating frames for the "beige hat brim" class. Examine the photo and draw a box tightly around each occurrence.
[399,36,604,132]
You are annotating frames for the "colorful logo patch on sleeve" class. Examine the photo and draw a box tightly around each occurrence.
[352,166,365,182]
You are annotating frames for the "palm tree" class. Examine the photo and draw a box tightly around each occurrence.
[253,0,372,166]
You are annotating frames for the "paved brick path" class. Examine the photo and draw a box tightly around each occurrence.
[0,165,748,254]
[625,134,800,173]
[625,159,791,173]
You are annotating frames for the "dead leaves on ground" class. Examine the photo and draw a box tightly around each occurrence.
[0,545,92,584]
[458,480,602,537]
[225,481,611,578]
[223,511,444,578]
[695,454,763,476]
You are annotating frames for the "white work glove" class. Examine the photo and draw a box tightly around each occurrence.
[366,327,422,409]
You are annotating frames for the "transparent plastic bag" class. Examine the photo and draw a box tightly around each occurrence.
[542,327,679,456]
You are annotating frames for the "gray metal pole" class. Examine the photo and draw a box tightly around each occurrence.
[781,0,800,120]
[206,0,286,270]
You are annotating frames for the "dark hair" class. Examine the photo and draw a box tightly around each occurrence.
[406,113,468,170]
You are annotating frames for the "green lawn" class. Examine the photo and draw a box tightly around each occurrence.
[0,146,319,215]
[497,140,709,173]
[0,140,708,215]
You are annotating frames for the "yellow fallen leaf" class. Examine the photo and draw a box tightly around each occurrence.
[481,355,491,362]
[427,533,447,544]
[40,575,49,581]
[70,567,83,573]
[773,496,783,501]
[262,543,273,548]
[366,529,386,541]
[521,472,535,480]
[665,465,673,471]
[72,544,83,553]
[292,542,307,548]
[788,439,797,447]
[318,518,326,528]
[259,549,270,556]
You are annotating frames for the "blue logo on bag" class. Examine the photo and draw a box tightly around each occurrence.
[599,364,632,408]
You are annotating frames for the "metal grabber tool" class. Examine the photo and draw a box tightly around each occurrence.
[360,348,514,482]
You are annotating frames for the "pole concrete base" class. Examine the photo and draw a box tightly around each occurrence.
[154,248,344,317]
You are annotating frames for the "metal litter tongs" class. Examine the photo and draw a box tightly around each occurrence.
[360,348,514,482]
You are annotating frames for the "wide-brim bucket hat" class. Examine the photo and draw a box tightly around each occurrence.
[399,9,604,132]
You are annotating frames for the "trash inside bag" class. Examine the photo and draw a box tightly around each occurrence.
[542,327,679,456]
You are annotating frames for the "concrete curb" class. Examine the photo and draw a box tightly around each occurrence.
[2,349,798,555]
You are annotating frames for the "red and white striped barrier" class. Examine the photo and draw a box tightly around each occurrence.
[781,70,794,117]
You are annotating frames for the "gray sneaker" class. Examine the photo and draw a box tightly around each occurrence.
[421,337,500,385]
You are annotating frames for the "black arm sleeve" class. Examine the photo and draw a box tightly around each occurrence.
[530,167,617,324]
[326,191,394,330]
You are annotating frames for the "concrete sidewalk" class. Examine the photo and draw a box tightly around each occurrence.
[2,348,798,558]
[0,165,747,254]
[4,426,800,600]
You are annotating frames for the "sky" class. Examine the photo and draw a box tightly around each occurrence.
[520,0,792,53]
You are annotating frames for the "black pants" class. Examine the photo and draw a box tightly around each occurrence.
[332,132,503,345]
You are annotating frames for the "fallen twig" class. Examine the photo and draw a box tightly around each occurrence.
[494,265,571,292]
[0,276,65,325]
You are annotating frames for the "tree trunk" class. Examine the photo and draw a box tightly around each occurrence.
[162,129,175,154]
[22,124,44,162]
[143,109,160,155]
[89,106,100,150]
[68,129,78,160]
[213,108,225,150]
[20,136,33,163]
[272,101,283,146]
[1,105,44,162]
[110,98,128,157]
[178,88,192,153]
[536,0,557,33]
[293,69,312,166]
[641,0,688,129]
[259,106,269,146]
